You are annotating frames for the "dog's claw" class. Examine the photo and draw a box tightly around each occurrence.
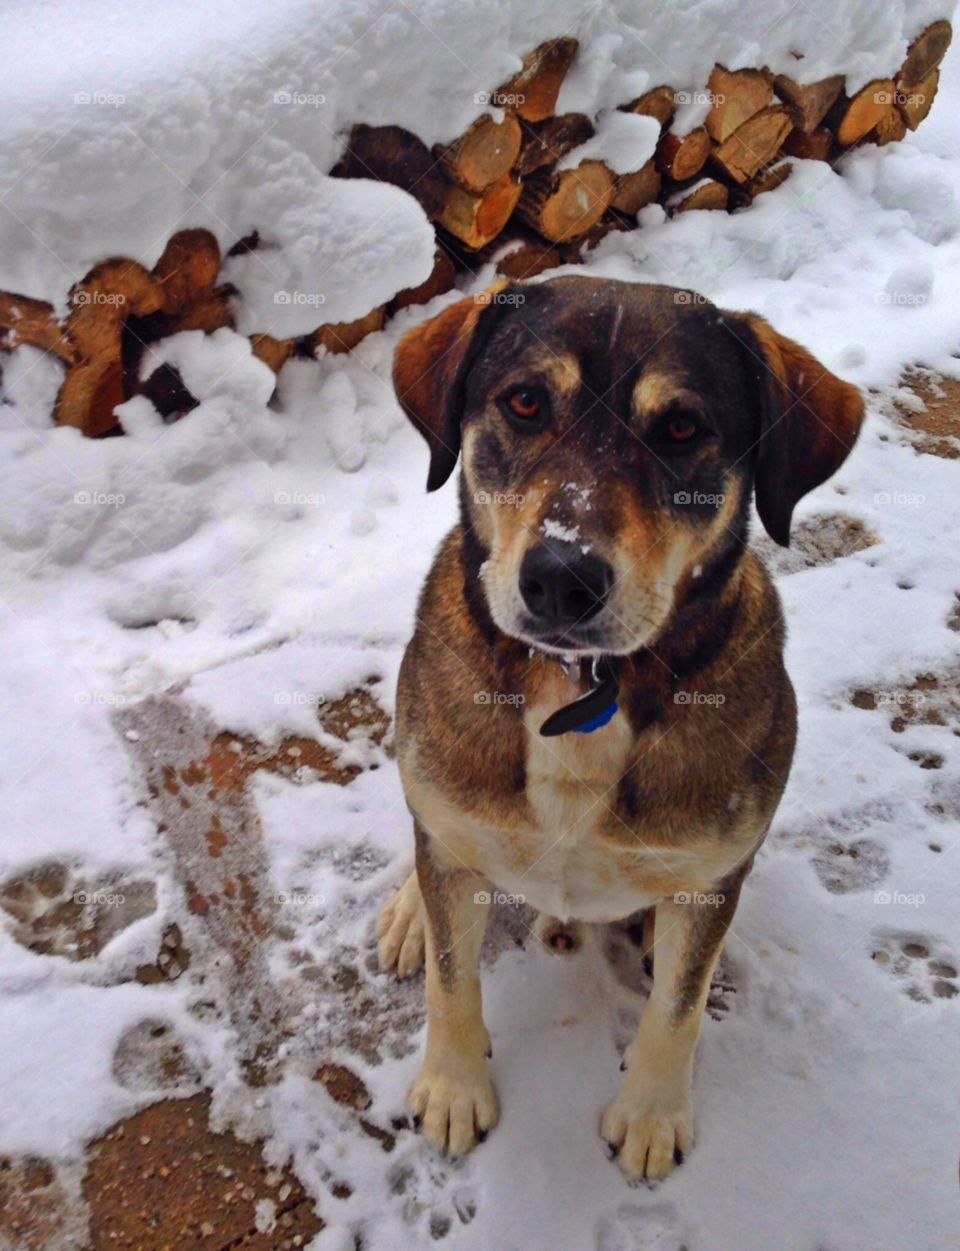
[476,1127,488,1142]
[674,1147,684,1165]
[412,1114,421,1130]
[605,1140,620,1159]
[619,1058,627,1071]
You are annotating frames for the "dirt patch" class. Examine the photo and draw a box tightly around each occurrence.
[752,511,878,576]
[82,1094,323,1250]
[850,669,960,734]
[889,369,960,458]
[0,1154,78,1250]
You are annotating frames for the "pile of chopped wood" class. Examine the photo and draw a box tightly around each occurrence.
[0,22,951,436]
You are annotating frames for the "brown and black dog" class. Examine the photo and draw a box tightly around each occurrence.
[377,276,863,1180]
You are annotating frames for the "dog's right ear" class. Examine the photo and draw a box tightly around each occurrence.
[393,286,506,491]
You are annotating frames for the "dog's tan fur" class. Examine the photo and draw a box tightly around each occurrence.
[377,277,863,1179]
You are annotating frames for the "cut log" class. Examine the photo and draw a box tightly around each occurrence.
[495,37,579,121]
[249,333,296,373]
[496,238,566,280]
[773,74,844,132]
[332,125,447,219]
[311,305,386,356]
[706,67,773,143]
[898,20,952,88]
[655,126,711,181]
[56,259,164,436]
[0,290,72,360]
[514,113,595,177]
[896,68,939,131]
[736,160,793,206]
[671,179,729,213]
[871,107,908,145]
[828,80,895,146]
[620,85,676,129]
[389,247,457,312]
[515,160,614,242]
[609,159,662,216]
[711,106,793,183]
[439,114,522,192]
[783,126,833,160]
[151,229,221,317]
[439,174,523,249]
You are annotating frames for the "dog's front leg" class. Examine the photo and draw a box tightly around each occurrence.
[408,823,497,1156]
[601,867,747,1181]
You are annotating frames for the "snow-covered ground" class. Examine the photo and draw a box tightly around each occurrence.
[1,3,959,1250]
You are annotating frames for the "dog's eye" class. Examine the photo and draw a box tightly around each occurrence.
[500,386,548,432]
[650,410,706,451]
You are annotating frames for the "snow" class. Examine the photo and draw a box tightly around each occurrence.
[1,3,959,1250]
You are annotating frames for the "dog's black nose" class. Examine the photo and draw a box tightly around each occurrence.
[519,539,613,626]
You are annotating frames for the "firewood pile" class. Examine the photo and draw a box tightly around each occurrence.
[0,22,951,436]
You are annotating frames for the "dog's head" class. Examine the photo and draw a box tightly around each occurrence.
[394,276,863,656]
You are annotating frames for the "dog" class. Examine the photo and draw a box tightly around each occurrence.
[376,275,863,1180]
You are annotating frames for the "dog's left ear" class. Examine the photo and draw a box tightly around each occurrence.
[730,313,865,546]
[393,285,508,491]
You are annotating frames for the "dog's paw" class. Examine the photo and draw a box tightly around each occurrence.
[377,872,425,977]
[601,1083,694,1182]
[409,1057,498,1158]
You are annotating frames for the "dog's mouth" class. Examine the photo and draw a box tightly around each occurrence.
[514,619,610,656]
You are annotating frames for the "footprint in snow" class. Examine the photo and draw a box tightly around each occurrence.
[595,1200,687,1251]
[871,933,959,1003]
[387,1151,478,1241]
